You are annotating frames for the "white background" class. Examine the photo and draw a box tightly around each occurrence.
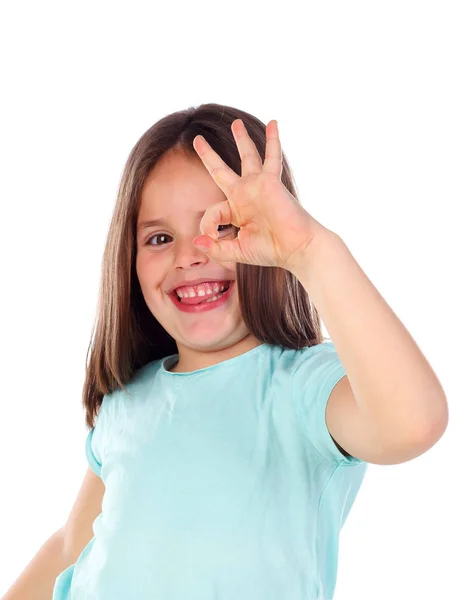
[0,1,468,598]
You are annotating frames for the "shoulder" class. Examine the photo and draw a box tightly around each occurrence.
[124,360,161,395]
[131,359,161,382]
[280,340,340,377]
[251,341,337,381]
[97,360,161,418]
[251,342,341,401]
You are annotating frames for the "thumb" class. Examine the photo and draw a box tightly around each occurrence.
[192,235,241,264]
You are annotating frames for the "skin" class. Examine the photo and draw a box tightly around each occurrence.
[135,149,263,373]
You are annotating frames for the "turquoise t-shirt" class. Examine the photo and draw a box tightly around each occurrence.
[53,341,367,600]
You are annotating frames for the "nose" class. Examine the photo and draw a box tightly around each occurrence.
[173,236,210,269]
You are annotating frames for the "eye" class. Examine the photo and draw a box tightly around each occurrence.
[145,233,171,247]
[144,225,233,247]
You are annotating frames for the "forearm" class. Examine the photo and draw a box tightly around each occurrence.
[291,230,448,440]
[2,529,71,600]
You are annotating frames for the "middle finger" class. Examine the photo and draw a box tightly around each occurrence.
[232,119,263,176]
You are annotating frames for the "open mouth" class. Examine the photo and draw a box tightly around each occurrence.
[173,281,232,304]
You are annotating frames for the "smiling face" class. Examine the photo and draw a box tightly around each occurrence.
[135,149,262,373]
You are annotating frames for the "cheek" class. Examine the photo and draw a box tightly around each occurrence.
[135,252,145,283]
[135,252,163,289]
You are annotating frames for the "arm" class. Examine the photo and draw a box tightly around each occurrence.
[2,466,105,600]
[1,529,70,600]
[290,230,449,462]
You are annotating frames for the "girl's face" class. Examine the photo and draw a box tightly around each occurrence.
[136,150,261,372]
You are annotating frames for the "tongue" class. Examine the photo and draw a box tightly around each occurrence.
[179,282,229,305]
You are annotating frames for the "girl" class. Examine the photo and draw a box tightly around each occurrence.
[7,103,447,600]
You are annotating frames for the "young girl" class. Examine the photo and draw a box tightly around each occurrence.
[8,103,447,600]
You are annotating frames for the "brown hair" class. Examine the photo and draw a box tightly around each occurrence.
[83,102,325,429]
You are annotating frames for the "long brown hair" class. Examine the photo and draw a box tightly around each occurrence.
[83,103,325,429]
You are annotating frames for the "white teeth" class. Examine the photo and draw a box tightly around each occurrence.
[201,291,225,303]
[175,282,229,299]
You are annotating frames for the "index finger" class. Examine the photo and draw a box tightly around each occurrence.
[193,135,239,196]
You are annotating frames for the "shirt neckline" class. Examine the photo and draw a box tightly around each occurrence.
[160,342,269,376]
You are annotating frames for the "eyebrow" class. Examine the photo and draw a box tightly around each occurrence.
[137,210,207,231]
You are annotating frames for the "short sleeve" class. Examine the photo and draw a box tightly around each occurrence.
[85,428,102,477]
[84,392,112,478]
[292,342,365,466]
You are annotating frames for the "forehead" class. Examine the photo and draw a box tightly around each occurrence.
[141,151,215,203]
[138,151,226,224]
